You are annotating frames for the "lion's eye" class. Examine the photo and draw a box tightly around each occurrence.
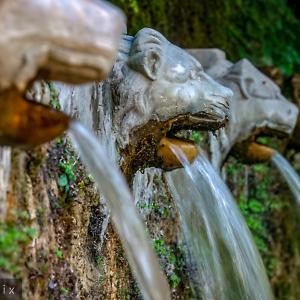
[172,72,189,82]
[166,63,190,82]
[190,69,202,80]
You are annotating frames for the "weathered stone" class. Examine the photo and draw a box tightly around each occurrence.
[188,50,299,168]
[0,0,125,93]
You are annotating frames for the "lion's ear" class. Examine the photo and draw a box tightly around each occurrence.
[142,49,161,80]
[128,48,162,81]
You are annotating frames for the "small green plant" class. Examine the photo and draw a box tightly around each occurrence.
[190,131,203,144]
[253,164,268,174]
[138,201,160,210]
[55,138,96,205]
[55,137,63,145]
[60,287,69,296]
[153,239,183,288]
[54,248,64,259]
[0,221,37,274]
[57,143,77,195]
[48,82,61,110]
[58,159,76,192]
[138,201,171,219]
[226,160,242,175]
[170,273,181,289]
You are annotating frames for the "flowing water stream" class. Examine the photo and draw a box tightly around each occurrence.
[68,121,170,300]
[166,147,273,300]
[272,151,300,205]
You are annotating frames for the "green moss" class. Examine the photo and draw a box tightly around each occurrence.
[225,158,291,279]
[54,248,64,260]
[56,140,77,197]
[153,239,184,288]
[0,221,37,274]
[138,199,172,219]
[48,82,61,110]
[190,131,203,144]
[59,287,69,296]
[110,0,300,75]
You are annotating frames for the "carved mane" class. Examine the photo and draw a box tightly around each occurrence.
[111,28,168,145]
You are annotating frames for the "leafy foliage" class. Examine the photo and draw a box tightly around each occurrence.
[48,82,61,110]
[57,143,77,195]
[153,239,183,288]
[110,0,300,75]
[0,221,37,274]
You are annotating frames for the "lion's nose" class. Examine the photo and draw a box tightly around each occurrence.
[211,85,233,107]
[288,102,299,130]
[221,86,233,101]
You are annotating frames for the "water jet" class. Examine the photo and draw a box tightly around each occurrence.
[166,146,274,300]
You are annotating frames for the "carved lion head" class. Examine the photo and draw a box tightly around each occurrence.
[221,59,298,139]
[221,59,298,164]
[109,29,232,175]
[189,50,299,167]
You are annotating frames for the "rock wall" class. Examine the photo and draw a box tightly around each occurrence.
[1,74,300,300]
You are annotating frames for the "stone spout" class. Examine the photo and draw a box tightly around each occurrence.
[0,89,70,147]
[158,137,199,170]
[233,142,274,164]
[246,142,274,162]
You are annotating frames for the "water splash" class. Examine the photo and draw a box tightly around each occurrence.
[68,121,170,300]
[272,151,300,205]
[166,147,273,300]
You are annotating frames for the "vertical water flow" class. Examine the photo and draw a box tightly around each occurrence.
[68,121,170,300]
[272,151,300,205]
[166,147,273,300]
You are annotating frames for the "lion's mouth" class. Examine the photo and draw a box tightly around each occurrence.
[158,110,228,170]
[257,123,292,139]
[124,105,230,174]
[167,111,227,134]
[164,108,228,143]
[252,124,291,150]
[232,124,291,164]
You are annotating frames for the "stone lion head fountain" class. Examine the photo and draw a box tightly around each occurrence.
[109,28,232,178]
[188,49,299,169]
